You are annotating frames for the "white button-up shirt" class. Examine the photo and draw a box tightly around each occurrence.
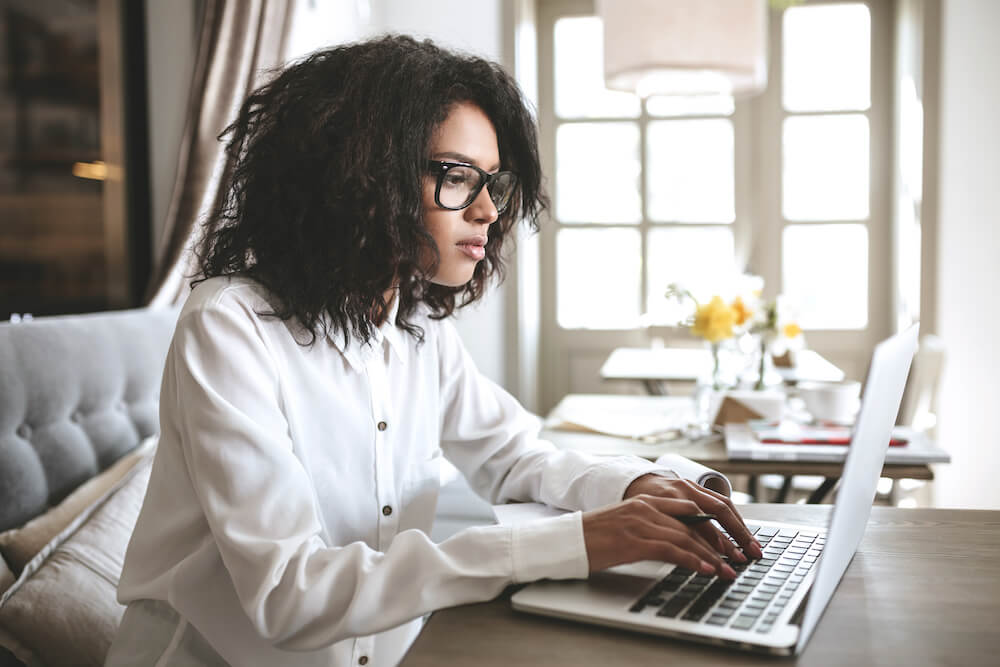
[114,276,667,666]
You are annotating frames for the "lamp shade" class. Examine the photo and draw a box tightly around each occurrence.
[597,0,768,98]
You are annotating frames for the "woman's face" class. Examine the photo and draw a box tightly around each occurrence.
[422,102,501,287]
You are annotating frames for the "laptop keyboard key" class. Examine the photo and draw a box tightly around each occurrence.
[657,597,690,618]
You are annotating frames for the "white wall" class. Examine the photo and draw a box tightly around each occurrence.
[932,0,1000,509]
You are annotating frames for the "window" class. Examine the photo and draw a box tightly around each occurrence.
[548,13,742,330]
[538,0,891,408]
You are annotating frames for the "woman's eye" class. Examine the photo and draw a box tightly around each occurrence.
[443,172,470,187]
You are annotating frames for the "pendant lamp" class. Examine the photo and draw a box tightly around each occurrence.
[597,0,768,98]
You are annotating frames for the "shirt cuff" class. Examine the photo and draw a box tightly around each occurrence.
[511,511,589,583]
[585,456,678,508]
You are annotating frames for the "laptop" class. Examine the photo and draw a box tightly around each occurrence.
[512,324,919,656]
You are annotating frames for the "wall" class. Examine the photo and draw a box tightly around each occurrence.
[932,0,1000,509]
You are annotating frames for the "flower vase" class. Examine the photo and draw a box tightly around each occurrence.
[690,342,726,437]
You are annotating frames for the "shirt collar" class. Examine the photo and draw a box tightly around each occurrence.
[328,292,408,372]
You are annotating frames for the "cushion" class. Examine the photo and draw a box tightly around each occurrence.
[0,306,179,533]
[0,457,152,666]
[0,559,12,598]
[0,437,156,575]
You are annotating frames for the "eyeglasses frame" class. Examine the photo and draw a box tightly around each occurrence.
[426,160,518,213]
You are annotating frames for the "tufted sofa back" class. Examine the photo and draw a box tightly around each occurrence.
[0,307,180,532]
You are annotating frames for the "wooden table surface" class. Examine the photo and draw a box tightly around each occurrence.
[402,505,1000,666]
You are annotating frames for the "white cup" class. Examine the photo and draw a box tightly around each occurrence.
[796,380,862,424]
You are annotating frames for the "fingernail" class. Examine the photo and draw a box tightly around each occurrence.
[699,560,715,575]
[722,564,738,579]
[734,551,748,563]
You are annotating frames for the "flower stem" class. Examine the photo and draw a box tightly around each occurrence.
[711,342,722,391]
[755,337,767,391]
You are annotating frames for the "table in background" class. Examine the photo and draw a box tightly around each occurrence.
[401,505,1000,667]
[543,394,937,503]
[601,347,845,395]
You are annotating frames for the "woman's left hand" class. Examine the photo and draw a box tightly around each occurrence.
[623,473,763,561]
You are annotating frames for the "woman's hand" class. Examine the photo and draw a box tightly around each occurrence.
[580,474,762,576]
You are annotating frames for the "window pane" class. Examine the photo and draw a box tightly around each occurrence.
[558,228,641,329]
[557,122,641,223]
[783,3,871,112]
[554,16,640,119]
[647,119,734,223]
[782,224,868,329]
[646,94,734,118]
[645,227,736,321]
[783,115,869,221]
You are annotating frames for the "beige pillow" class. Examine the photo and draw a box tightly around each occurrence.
[0,557,13,597]
[0,437,156,574]
[0,458,152,666]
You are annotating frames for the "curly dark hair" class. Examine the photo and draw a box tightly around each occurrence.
[192,35,547,346]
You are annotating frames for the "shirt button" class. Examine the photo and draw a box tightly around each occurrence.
[359,657,369,666]
[377,421,387,432]
[382,505,393,516]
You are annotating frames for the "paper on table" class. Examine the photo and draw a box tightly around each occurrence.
[546,396,693,440]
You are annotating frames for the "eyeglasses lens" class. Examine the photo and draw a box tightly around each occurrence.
[438,165,516,211]
[488,172,516,212]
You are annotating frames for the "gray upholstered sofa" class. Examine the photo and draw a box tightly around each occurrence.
[0,307,180,666]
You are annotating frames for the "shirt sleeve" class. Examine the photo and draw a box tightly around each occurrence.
[166,299,588,652]
[435,319,670,512]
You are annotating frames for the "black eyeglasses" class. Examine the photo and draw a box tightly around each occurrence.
[427,160,518,213]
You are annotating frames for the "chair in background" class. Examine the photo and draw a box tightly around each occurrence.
[881,334,946,505]
[760,334,946,505]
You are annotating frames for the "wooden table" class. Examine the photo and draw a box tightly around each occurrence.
[402,505,1000,666]
[601,347,845,395]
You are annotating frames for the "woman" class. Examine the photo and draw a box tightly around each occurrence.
[106,35,760,667]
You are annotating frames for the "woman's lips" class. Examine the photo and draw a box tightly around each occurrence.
[456,237,487,260]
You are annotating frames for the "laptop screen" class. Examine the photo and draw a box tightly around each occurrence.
[795,324,919,653]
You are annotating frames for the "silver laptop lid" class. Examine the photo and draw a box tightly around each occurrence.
[795,323,919,653]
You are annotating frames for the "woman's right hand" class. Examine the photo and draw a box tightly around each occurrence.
[581,495,744,578]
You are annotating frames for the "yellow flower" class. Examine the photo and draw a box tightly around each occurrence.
[691,296,737,343]
[731,296,753,327]
[783,322,802,339]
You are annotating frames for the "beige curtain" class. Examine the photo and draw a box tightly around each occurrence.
[146,0,294,306]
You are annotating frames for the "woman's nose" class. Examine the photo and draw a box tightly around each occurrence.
[465,185,499,224]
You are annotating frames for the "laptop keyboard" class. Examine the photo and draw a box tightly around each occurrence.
[628,524,826,634]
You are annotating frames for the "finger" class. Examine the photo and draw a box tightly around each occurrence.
[636,538,715,575]
[681,484,762,558]
[633,494,745,561]
[643,527,738,580]
[643,521,736,578]
[693,521,746,563]
[631,494,754,566]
